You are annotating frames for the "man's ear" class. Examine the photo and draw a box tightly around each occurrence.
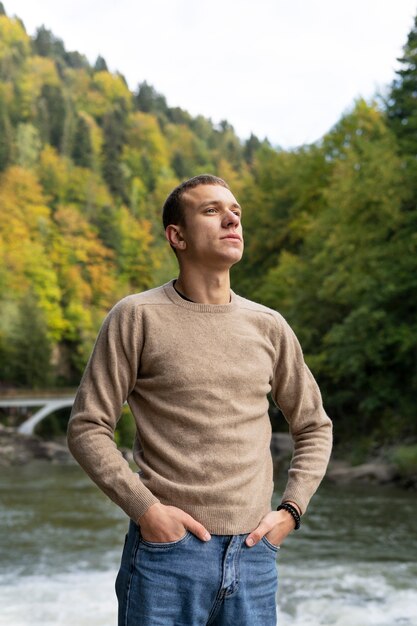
[165,224,186,251]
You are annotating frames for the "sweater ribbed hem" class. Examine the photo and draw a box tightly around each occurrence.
[163,280,238,313]
[158,502,271,535]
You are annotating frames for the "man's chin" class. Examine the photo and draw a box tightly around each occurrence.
[226,252,244,268]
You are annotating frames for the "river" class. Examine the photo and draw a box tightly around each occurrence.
[0,461,416,626]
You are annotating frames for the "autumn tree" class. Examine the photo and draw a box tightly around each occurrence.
[0,13,30,81]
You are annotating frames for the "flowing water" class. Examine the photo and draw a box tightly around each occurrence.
[0,461,416,626]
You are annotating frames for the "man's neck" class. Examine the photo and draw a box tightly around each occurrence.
[174,270,231,305]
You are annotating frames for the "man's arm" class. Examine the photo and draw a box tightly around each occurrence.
[67,297,212,542]
[67,298,161,522]
[246,314,332,547]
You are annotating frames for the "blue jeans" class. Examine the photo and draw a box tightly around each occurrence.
[116,520,278,625]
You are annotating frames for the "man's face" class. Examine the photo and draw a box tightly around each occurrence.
[178,184,244,270]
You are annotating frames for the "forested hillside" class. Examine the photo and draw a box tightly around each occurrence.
[0,5,416,447]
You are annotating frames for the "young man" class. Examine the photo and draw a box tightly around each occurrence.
[67,174,332,626]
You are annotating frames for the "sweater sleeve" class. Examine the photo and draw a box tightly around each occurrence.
[270,315,333,514]
[67,297,160,522]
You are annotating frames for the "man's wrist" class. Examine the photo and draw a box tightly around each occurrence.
[277,502,301,530]
[137,502,164,525]
[283,500,302,516]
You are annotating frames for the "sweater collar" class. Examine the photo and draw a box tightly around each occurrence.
[164,279,238,313]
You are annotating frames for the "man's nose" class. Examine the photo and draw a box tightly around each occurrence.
[223,210,240,227]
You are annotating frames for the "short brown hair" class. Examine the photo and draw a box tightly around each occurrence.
[162,174,229,231]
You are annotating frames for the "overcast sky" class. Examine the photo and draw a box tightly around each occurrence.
[6,0,417,147]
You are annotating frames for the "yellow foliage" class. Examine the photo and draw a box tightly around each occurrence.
[27,56,59,87]
[64,68,104,117]
[83,88,111,118]
[64,67,91,97]
[165,124,198,158]
[0,13,262,379]
[151,176,180,214]
[0,15,30,61]
[117,206,160,292]
[93,71,132,106]
[64,69,132,118]
[52,205,117,318]
[66,166,113,209]
[78,111,104,170]
[127,111,170,166]
[38,146,112,211]
[216,159,246,196]
[19,56,60,118]
[38,145,70,200]
[0,166,50,230]
[0,166,66,339]
[0,81,14,106]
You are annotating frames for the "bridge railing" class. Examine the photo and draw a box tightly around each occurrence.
[0,396,75,435]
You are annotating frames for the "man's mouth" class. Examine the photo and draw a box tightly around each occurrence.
[221,234,242,241]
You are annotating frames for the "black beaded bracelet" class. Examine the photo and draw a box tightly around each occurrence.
[277,502,301,530]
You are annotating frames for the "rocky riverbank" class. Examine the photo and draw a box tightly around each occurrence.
[0,424,415,489]
[270,432,416,489]
[0,423,72,466]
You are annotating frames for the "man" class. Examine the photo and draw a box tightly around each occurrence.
[67,174,332,625]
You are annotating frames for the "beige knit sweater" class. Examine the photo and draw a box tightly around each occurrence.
[67,279,332,534]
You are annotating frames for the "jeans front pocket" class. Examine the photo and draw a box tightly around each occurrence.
[139,530,192,550]
[261,535,280,553]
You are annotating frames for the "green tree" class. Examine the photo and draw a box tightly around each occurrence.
[72,113,93,167]
[243,133,262,165]
[16,122,41,167]
[386,15,417,157]
[101,103,128,200]
[93,203,122,253]
[385,12,417,261]
[256,101,415,441]
[36,83,66,149]
[63,50,89,70]
[0,98,13,170]
[7,292,52,388]
[32,25,66,60]
[232,142,330,296]
[134,81,168,116]
[211,120,243,170]
[94,55,108,72]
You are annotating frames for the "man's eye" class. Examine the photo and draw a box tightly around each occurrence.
[206,208,216,213]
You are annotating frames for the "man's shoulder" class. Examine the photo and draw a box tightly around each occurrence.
[110,281,172,316]
[234,293,299,342]
[234,292,284,324]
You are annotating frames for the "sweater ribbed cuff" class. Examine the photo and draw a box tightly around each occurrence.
[125,482,161,524]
